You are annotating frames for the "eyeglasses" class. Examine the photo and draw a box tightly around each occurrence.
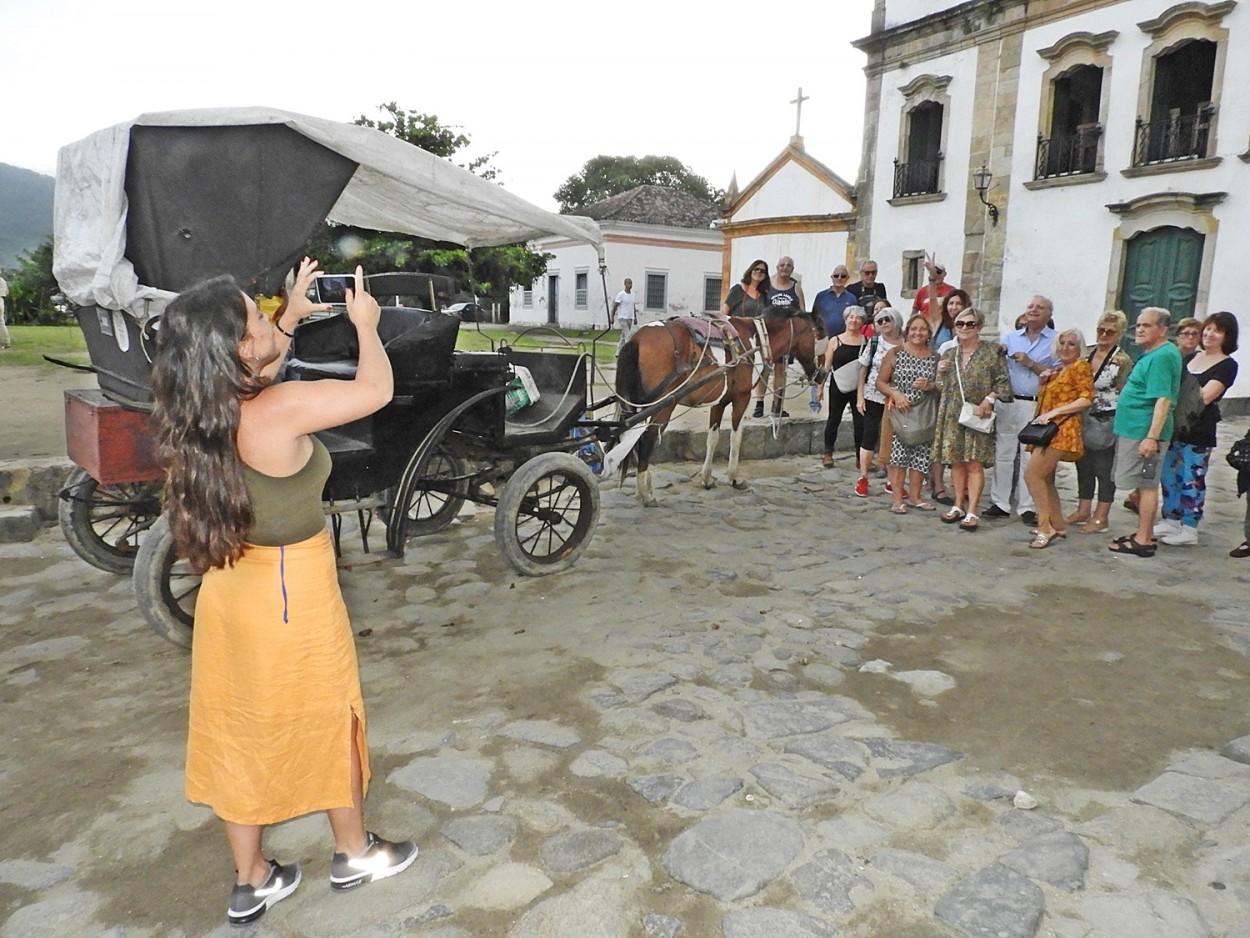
[1096,326,1118,335]
[954,320,978,328]
[1178,329,1201,336]
[874,317,891,325]
[862,269,878,276]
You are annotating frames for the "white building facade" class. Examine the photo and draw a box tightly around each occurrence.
[509,221,723,330]
[854,0,1249,402]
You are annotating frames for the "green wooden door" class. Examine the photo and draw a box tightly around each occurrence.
[1120,226,1204,356]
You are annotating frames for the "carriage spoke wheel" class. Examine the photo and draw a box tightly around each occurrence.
[58,466,162,575]
[133,515,199,649]
[394,449,469,538]
[494,452,600,576]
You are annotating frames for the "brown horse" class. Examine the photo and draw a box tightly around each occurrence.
[614,314,819,506]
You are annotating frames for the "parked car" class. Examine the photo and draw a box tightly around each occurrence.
[444,301,488,323]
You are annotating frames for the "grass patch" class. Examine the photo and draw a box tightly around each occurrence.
[0,326,89,367]
[0,322,620,372]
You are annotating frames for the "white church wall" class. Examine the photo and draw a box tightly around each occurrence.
[736,160,854,220]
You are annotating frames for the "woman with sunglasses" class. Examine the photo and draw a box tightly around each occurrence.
[1022,329,1094,548]
[721,259,771,319]
[854,306,904,498]
[1066,310,1134,533]
[932,306,1011,531]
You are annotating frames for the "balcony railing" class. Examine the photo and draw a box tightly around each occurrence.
[1034,124,1102,179]
[1132,105,1215,167]
[892,155,943,198]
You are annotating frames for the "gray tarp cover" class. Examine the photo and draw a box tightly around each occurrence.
[53,106,603,317]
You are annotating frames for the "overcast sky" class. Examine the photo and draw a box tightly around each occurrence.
[2,0,873,212]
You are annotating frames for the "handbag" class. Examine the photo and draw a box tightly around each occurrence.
[954,351,995,434]
[1018,420,1059,448]
[1227,431,1250,472]
[831,340,862,393]
[1081,348,1116,451]
[892,393,938,445]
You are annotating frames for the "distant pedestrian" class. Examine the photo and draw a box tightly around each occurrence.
[612,278,637,350]
[0,275,11,349]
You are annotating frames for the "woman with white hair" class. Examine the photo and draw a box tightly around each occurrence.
[1021,328,1094,548]
[853,306,904,498]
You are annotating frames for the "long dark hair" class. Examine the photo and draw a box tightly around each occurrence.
[150,276,265,572]
[937,288,969,335]
[1203,310,1239,354]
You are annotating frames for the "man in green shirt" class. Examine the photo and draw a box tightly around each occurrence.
[1109,307,1182,556]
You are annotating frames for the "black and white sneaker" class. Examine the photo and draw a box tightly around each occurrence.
[228,859,301,927]
[330,832,418,891]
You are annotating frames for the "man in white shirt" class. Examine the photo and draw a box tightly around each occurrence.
[0,276,10,349]
[612,278,637,350]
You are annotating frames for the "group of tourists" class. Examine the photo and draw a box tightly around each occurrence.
[719,254,1246,557]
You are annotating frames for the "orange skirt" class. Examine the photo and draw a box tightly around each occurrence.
[185,529,369,825]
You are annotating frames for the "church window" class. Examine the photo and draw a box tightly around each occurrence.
[645,272,667,311]
[1134,40,1215,165]
[575,270,588,309]
[1032,30,1116,183]
[891,74,950,202]
[703,276,722,313]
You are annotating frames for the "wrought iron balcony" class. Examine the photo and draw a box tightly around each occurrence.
[1034,124,1102,179]
[892,155,943,198]
[1132,105,1215,167]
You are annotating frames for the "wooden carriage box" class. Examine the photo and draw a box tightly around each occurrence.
[64,389,163,485]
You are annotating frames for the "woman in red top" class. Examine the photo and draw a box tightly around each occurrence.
[1022,328,1094,548]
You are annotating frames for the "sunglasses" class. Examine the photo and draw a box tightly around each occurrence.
[874,317,891,325]
[1096,326,1118,335]
[751,267,767,274]
[954,320,978,328]
[832,273,849,278]
[862,270,878,276]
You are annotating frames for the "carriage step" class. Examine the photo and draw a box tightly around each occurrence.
[0,506,40,544]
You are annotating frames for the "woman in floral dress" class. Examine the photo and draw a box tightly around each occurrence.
[876,313,940,514]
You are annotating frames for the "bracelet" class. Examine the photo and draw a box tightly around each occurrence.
[275,320,295,339]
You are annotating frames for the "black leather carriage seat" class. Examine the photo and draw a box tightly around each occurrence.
[286,307,459,390]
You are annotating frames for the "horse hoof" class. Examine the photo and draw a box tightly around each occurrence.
[643,498,660,508]
[702,479,717,490]
[731,480,749,490]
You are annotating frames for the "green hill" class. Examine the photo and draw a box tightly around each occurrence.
[0,163,54,270]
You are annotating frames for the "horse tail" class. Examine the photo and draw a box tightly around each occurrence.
[615,337,646,409]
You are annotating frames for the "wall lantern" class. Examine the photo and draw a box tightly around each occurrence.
[972,164,1000,225]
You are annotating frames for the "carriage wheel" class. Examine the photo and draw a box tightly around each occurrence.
[133,515,198,649]
[392,448,469,537]
[58,466,162,575]
[494,452,600,577]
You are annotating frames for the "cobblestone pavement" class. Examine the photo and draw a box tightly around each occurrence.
[3,419,1250,937]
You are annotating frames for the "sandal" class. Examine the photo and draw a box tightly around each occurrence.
[909,502,936,512]
[932,491,955,506]
[890,504,908,515]
[1078,519,1108,534]
[959,514,980,532]
[941,506,965,524]
[1108,534,1156,557]
[1066,512,1091,526]
[1231,541,1250,558]
[1029,531,1060,549]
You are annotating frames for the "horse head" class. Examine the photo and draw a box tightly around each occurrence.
[761,313,819,382]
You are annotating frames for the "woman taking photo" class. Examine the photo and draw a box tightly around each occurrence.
[151,262,417,926]
[1021,328,1094,548]
[876,312,940,513]
[854,306,904,498]
[815,306,868,469]
[1067,310,1133,533]
[932,306,1011,531]
[1155,311,1240,546]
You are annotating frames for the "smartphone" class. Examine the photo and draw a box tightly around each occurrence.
[1139,454,1160,481]
[316,274,356,305]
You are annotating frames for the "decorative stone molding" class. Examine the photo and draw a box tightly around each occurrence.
[1138,1,1237,37]
[1120,157,1223,179]
[886,192,947,207]
[898,73,952,99]
[1022,171,1107,190]
[1037,30,1118,61]
[1105,191,1227,216]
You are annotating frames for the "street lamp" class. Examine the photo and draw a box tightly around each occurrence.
[972,164,999,225]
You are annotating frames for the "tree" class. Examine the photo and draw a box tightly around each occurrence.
[554,155,724,214]
[306,103,549,309]
[6,238,69,324]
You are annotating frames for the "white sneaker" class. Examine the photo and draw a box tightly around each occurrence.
[1153,519,1183,538]
[1160,526,1198,546]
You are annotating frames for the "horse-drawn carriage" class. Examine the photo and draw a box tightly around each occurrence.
[52,108,819,649]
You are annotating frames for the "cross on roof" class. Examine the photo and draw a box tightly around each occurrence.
[791,87,810,137]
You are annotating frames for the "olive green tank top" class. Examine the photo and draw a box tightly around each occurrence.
[242,436,331,546]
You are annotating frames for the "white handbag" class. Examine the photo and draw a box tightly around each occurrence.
[955,352,996,434]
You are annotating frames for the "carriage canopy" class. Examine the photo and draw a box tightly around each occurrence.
[53,106,603,317]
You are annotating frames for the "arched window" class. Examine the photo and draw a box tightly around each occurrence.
[892,74,951,199]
